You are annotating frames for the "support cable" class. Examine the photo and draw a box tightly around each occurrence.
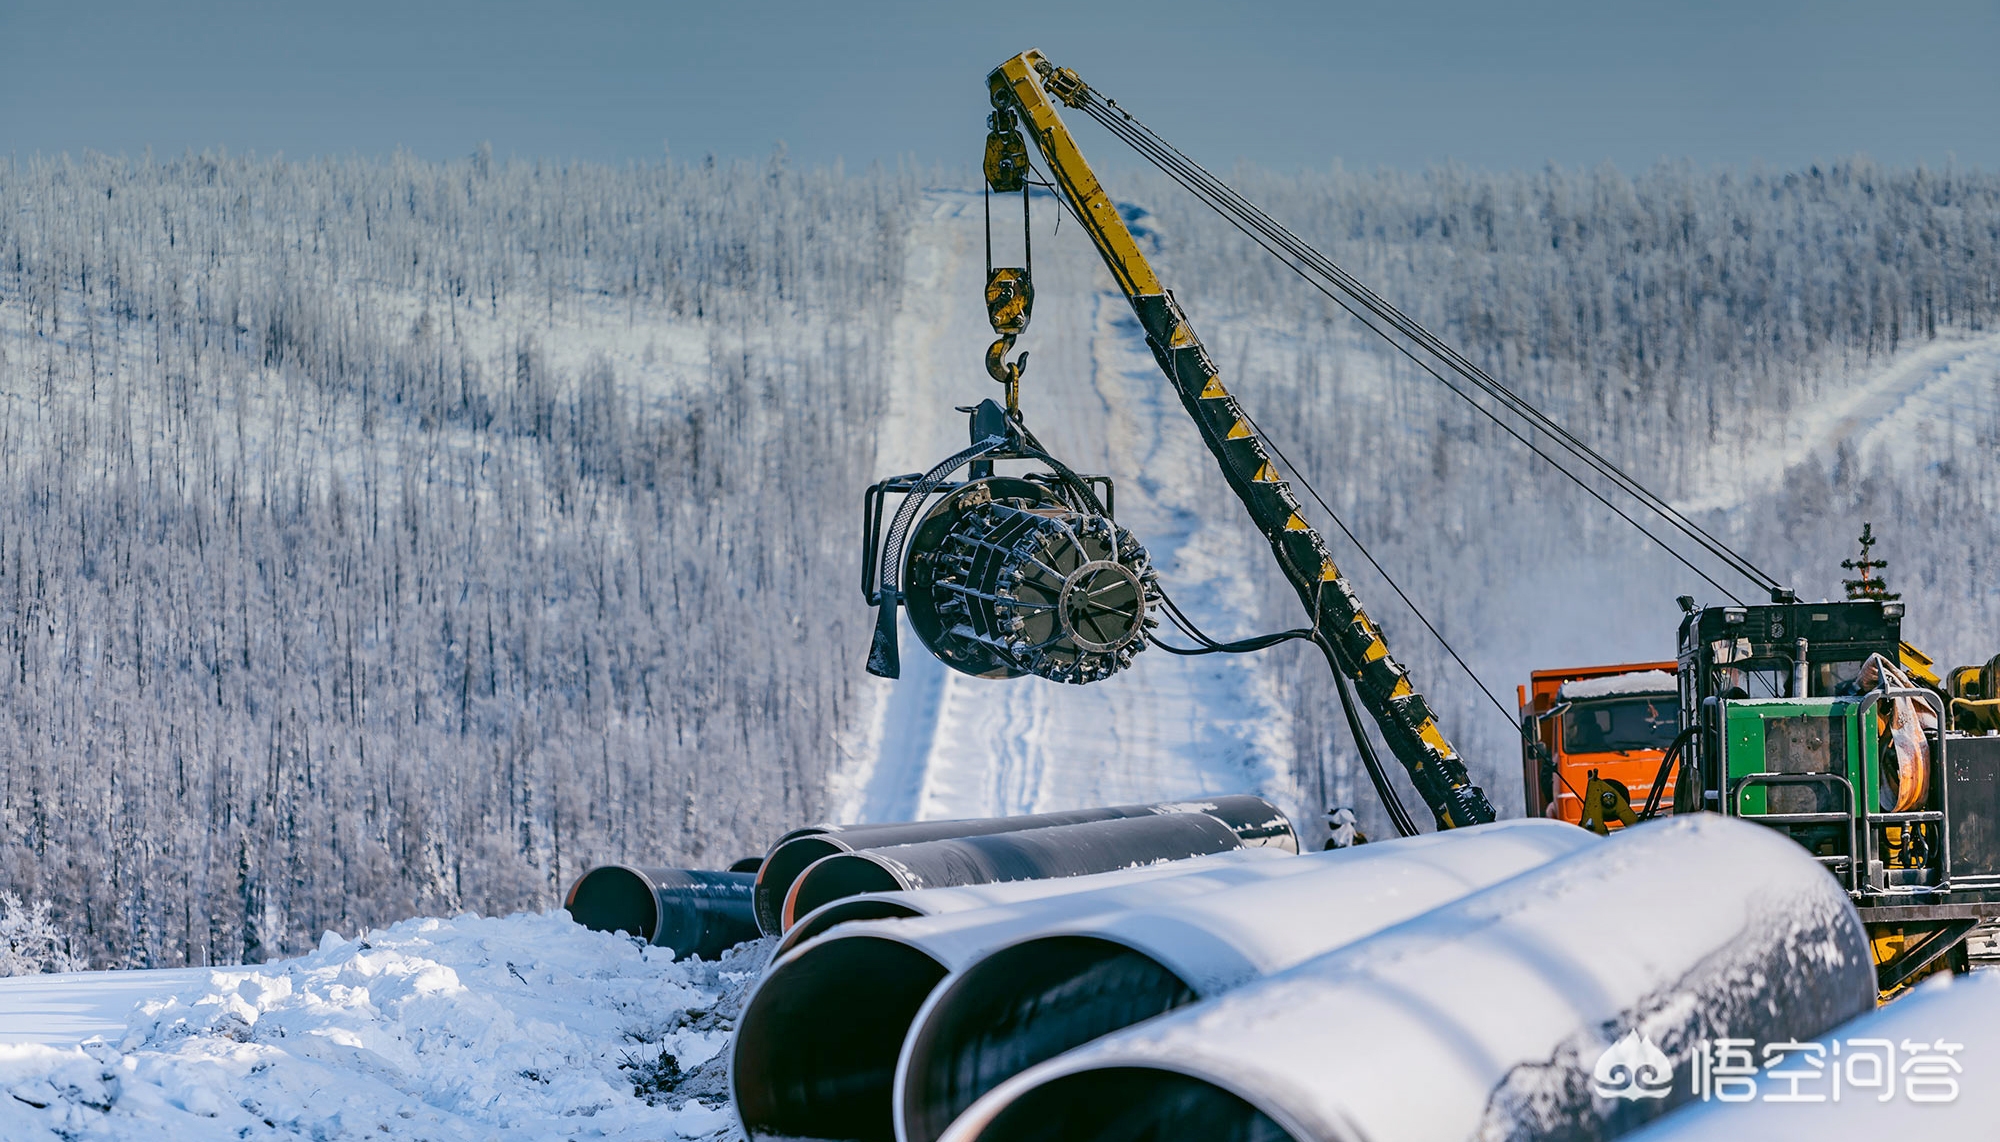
[1064,85,1787,604]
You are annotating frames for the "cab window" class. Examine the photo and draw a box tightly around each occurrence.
[1561,697,1677,754]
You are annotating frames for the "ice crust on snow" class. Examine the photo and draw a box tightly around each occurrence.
[1556,671,1678,701]
[0,912,767,1141]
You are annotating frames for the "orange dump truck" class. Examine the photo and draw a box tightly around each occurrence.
[1518,662,1681,827]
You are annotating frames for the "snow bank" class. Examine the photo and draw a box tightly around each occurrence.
[0,912,765,1141]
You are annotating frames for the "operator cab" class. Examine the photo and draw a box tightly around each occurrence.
[1519,662,1679,827]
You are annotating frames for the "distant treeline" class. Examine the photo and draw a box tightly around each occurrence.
[0,151,913,967]
[2,151,1996,964]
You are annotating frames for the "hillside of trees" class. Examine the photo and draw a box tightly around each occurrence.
[2,150,1995,965]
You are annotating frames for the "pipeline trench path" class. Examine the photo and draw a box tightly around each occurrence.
[828,190,1302,828]
[1679,327,2000,514]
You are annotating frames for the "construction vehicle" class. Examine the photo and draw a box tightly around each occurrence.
[858,50,2000,998]
[1664,596,2000,995]
[1517,662,1679,830]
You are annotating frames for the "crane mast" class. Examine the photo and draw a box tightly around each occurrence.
[987,50,1495,830]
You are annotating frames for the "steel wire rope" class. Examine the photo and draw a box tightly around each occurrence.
[1018,132,1746,605]
[1014,150,1426,835]
[1238,405,1526,737]
[1076,90,1783,593]
[1067,88,1784,603]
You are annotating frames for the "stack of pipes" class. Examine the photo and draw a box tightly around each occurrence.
[726,812,1881,1142]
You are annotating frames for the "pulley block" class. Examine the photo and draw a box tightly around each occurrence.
[903,476,1157,684]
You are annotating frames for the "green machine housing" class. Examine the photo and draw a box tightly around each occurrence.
[1678,598,2000,993]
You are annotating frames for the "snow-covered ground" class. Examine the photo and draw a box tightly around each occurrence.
[0,914,765,1141]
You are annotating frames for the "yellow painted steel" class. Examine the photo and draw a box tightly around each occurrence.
[988,50,1489,829]
[989,53,1165,301]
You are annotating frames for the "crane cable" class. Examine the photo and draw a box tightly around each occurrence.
[1061,81,1791,606]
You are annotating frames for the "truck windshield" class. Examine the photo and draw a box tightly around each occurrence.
[1562,697,1677,754]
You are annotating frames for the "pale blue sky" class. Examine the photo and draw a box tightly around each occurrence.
[4,0,1995,172]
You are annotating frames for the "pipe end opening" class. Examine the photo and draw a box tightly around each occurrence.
[904,937,1194,1142]
[564,865,658,942]
[733,936,950,1142]
[971,1068,1297,1142]
[787,854,907,929]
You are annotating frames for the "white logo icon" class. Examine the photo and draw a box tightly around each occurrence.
[1592,1031,1674,1100]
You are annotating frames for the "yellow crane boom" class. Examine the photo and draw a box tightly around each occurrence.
[987,50,1495,829]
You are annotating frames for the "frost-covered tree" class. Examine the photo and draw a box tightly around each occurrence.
[0,893,83,975]
[0,147,1995,958]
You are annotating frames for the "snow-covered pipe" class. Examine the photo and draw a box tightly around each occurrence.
[737,844,1323,1142]
[752,795,1295,934]
[731,820,1542,1142]
[1621,969,2000,1140]
[897,818,1594,1142]
[562,866,758,961]
[775,847,1292,958]
[780,809,1290,929]
[938,815,1876,1142]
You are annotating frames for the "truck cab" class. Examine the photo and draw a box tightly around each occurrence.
[1518,662,1680,827]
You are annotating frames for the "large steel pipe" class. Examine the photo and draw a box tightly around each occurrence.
[753,795,1295,934]
[728,816,1552,1142]
[782,808,1292,928]
[897,818,1594,1142]
[776,847,1292,957]
[563,865,759,961]
[939,814,1875,1142]
[731,819,1539,1142]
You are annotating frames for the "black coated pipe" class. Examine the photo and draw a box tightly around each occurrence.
[564,865,760,961]
[782,808,1279,933]
[753,795,1294,934]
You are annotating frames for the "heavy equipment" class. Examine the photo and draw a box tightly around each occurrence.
[1517,661,1679,829]
[1517,540,2000,994]
[715,48,2000,1142]
[1661,596,2000,996]
[853,48,2000,1001]
[862,49,1498,837]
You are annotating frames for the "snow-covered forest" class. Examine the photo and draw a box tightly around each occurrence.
[2,150,1996,967]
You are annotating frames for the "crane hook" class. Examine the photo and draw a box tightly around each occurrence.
[985,335,1029,414]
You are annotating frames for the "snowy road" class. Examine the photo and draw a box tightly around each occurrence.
[829,192,1301,829]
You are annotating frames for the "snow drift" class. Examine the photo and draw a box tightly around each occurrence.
[0,912,764,1141]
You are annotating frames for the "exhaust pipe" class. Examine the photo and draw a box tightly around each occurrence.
[782,807,1291,929]
[896,818,1595,1142]
[752,795,1295,934]
[1624,968,2000,1139]
[562,865,759,961]
[777,846,1292,958]
[938,815,1876,1142]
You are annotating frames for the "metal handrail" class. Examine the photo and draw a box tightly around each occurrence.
[1730,772,1858,892]
[1855,685,1950,895]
